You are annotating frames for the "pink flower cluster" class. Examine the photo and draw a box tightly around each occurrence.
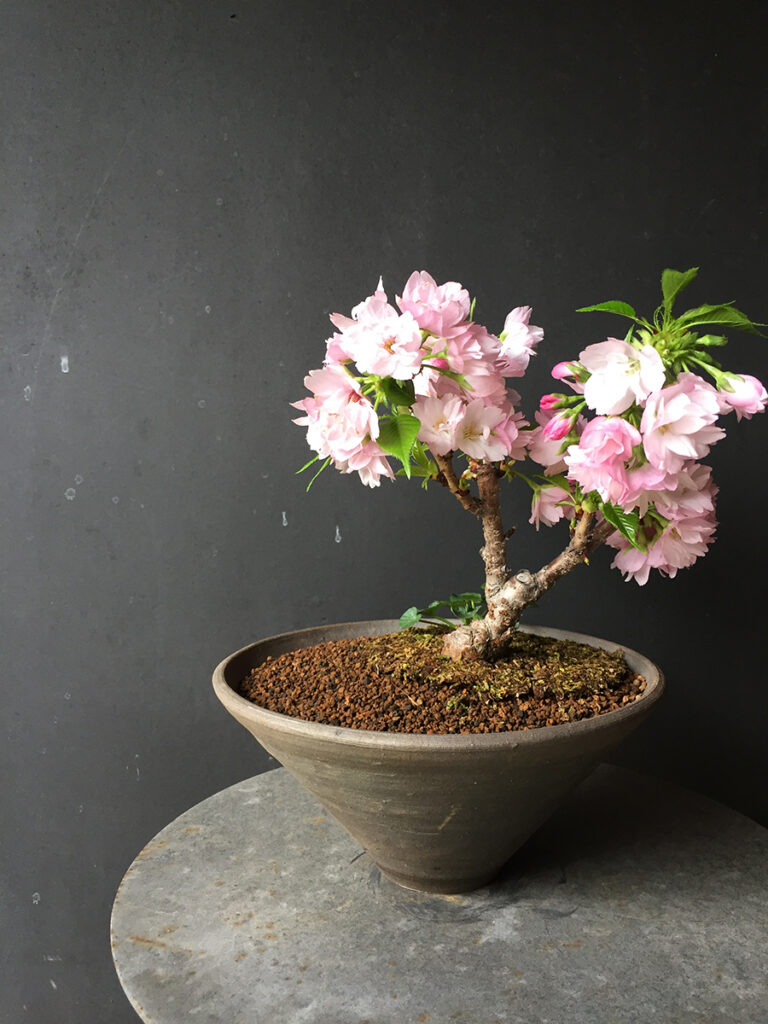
[294,272,542,485]
[529,335,767,583]
[610,464,719,585]
[293,364,394,487]
[296,269,765,590]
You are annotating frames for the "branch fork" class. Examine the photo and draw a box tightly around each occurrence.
[435,453,613,661]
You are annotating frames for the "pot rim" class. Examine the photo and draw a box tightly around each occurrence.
[212,620,665,751]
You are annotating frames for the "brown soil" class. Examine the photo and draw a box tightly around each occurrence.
[239,628,646,735]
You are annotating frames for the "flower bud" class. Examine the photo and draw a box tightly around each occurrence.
[542,413,572,441]
[552,361,575,380]
[539,393,561,411]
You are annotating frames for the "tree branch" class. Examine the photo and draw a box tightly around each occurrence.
[434,453,484,518]
[533,511,614,592]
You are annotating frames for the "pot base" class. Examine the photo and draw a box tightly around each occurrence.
[379,865,500,894]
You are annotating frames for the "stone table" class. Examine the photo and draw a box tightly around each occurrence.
[111,766,768,1024]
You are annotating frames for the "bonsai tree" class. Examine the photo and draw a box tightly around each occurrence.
[294,268,766,662]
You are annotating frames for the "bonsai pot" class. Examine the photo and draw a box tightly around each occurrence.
[213,620,664,894]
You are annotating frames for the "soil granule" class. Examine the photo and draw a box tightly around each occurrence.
[239,629,646,734]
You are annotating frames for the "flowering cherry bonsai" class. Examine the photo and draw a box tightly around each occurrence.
[294,268,766,662]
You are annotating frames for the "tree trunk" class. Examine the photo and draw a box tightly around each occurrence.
[442,509,615,663]
[433,453,614,662]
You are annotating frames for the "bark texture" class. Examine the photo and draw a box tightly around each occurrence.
[475,465,508,601]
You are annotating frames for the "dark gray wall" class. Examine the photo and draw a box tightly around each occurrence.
[2,2,766,1020]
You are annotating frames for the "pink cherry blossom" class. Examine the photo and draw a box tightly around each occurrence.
[328,278,390,336]
[324,332,351,364]
[415,323,507,406]
[412,394,464,456]
[608,461,718,583]
[298,363,360,406]
[717,373,768,421]
[641,373,725,473]
[494,400,530,462]
[300,389,378,463]
[653,462,717,519]
[293,364,390,485]
[530,485,573,530]
[434,322,496,375]
[618,461,676,512]
[355,310,424,380]
[335,443,395,487]
[498,306,544,377]
[528,410,586,475]
[454,399,510,461]
[326,279,424,380]
[580,338,665,415]
[564,417,642,505]
[397,271,470,334]
[458,341,508,405]
[609,505,717,584]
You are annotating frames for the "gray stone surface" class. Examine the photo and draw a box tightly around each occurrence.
[111,766,768,1024]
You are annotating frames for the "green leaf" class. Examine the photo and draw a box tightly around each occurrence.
[396,463,436,479]
[305,456,331,491]
[469,296,477,322]
[400,590,487,629]
[296,454,320,474]
[646,508,670,531]
[600,502,646,551]
[544,473,572,491]
[377,414,422,478]
[676,303,765,334]
[399,443,438,485]
[411,441,435,470]
[421,600,448,616]
[661,267,699,312]
[576,300,639,320]
[399,607,422,629]
[380,377,416,408]
[448,591,486,622]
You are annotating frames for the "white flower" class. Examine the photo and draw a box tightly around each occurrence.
[498,306,544,377]
[580,338,665,415]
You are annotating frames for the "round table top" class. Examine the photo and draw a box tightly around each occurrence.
[111,765,768,1024]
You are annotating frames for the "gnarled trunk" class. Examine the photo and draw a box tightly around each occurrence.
[434,455,614,662]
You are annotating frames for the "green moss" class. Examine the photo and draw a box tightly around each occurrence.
[364,629,632,707]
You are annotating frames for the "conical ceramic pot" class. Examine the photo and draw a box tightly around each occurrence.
[213,620,664,893]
